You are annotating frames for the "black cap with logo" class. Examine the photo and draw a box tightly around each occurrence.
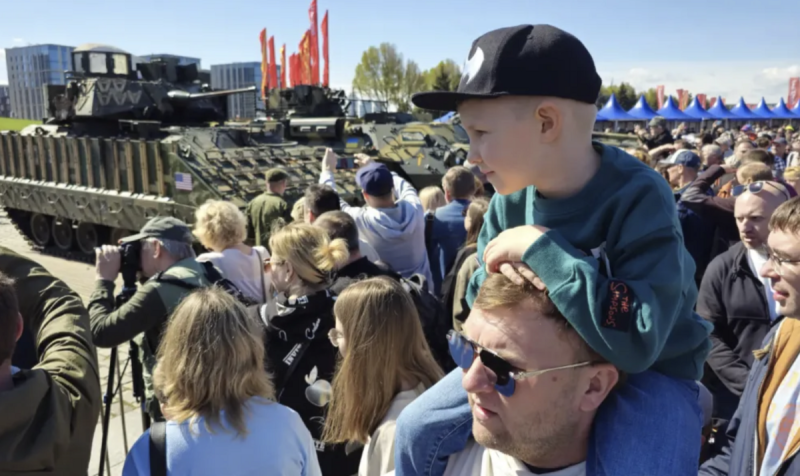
[412,24,601,112]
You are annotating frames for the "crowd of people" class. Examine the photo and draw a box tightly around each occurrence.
[3,22,800,476]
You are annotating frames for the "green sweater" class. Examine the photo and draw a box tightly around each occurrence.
[466,143,712,380]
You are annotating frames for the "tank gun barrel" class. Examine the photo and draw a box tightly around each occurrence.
[167,85,258,102]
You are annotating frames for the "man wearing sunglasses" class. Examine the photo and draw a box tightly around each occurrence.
[697,180,789,451]
[701,197,800,475]
[439,274,620,475]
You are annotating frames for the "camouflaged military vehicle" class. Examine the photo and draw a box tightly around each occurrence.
[0,44,468,261]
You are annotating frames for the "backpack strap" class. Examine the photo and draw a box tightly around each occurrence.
[254,248,267,304]
[424,211,435,254]
[258,304,311,397]
[149,420,168,476]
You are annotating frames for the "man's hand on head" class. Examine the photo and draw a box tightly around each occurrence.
[95,245,122,282]
[484,225,550,289]
[322,148,338,173]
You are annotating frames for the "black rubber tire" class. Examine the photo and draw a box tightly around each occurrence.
[29,213,52,247]
[51,218,74,251]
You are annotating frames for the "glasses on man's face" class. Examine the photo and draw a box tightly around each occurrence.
[766,247,800,277]
[732,181,790,201]
[328,328,343,348]
[446,330,593,398]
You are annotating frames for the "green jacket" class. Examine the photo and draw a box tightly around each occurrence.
[245,191,292,248]
[0,247,101,475]
[88,257,212,419]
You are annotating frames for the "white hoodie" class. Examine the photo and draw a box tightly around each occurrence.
[320,169,432,286]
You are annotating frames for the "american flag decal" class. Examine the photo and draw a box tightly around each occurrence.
[175,172,193,191]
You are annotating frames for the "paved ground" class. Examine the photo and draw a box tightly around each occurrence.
[0,213,141,476]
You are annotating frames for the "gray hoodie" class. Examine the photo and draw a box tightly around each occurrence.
[320,170,432,286]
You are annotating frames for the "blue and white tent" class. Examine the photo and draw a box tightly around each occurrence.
[751,98,777,119]
[683,97,715,120]
[730,98,760,120]
[627,96,658,120]
[707,97,738,120]
[656,96,698,121]
[597,94,638,121]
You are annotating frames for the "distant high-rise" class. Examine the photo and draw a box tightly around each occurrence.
[210,62,281,120]
[138,54,201,67]
[0,85,10,117]
[4,44,74,120]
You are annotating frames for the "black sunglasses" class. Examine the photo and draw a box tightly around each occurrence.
[447,330,592,397]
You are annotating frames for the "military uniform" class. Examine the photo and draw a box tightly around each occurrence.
[87,217,213,421]
[0,247,101,475]
[246,168,293,248]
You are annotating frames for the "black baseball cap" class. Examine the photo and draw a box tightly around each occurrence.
[411,24,601,112]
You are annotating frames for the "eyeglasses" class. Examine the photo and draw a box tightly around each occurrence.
[766,248,800,277]
[328,328,343,348]
[732,181,790,201]
[446,330,593,397]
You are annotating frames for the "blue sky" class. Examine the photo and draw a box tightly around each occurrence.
[2,0,799,101]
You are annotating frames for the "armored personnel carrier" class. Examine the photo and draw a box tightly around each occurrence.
[0,44,467,261]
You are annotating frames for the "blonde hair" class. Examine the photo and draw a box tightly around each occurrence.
[737,163,774,185]
[419,186,446,213]
[291,197,306,223]
[626,147,651,167]
[323,277,443,444]
[269,223,349,284]
[154,287,275,436]
[784,166,800,182]
[193,200,247,251]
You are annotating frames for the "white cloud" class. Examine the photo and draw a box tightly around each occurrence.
[11,38,24,45]
[597,60,800,104]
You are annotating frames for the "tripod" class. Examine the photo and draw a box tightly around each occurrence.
[97,286,151,476]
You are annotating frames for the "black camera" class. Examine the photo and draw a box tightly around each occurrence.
[119,240,142,290]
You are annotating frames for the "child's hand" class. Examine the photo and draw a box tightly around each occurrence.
[484,225,549,288]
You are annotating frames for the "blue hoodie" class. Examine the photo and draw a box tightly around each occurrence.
[320,170,432,285]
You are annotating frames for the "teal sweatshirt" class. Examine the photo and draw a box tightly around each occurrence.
[466,143,712,380]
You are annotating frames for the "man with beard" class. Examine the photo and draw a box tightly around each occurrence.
[700,196,800,475]
[441,274,620,475]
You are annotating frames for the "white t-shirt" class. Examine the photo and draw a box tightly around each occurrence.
[747,248,780,320]
[197,246,271,304]
[358,384,425,476]
[442,442,586,476]
[760,334,800,476]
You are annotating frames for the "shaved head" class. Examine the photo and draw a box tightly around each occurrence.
[734,182,789,249]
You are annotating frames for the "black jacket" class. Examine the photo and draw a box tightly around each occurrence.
[697,242,776,423]
[250,290,360,476]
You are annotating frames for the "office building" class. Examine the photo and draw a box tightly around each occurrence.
[5,44,74,120]
[138,54,201,67]
[0,85,10,117]
[210,62,282,120]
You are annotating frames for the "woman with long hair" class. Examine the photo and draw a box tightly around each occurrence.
[439,197,489,329]
[193,199,270,304]
[253,222,360,475]
[122,287,320,476]
[323,277,443,476]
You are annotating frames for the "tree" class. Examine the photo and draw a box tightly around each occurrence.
[425,60,461,92]
[352,43,427,112]
[643,88,659,110]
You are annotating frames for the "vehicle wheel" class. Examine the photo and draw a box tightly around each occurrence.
[110,228,133,245]
[76,223,99,254]
[29,214,52,247]
[51,218,74,251]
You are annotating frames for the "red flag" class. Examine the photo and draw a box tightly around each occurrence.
[301,31,312,85]
[676,89,687,110]
[709,97,718,108]
[308,0,320,85]
[656,85,665,109]
[789,77,800,108]
[696,94,707,109]
[291,53,299,87]
[321,10,329,87]
[280,44,287,89]
[268,36,278,91]
[259,28,268,98]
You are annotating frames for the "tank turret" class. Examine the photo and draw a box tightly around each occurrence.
[43,44,257,134]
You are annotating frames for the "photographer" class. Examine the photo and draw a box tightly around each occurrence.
[0,247,101,474]
[88,216,213,421]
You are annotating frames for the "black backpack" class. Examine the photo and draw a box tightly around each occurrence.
[156,261,257,307]
[400,274,456,373]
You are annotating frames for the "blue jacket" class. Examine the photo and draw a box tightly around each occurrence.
[429,199,470,295]
[699,319,800,476]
